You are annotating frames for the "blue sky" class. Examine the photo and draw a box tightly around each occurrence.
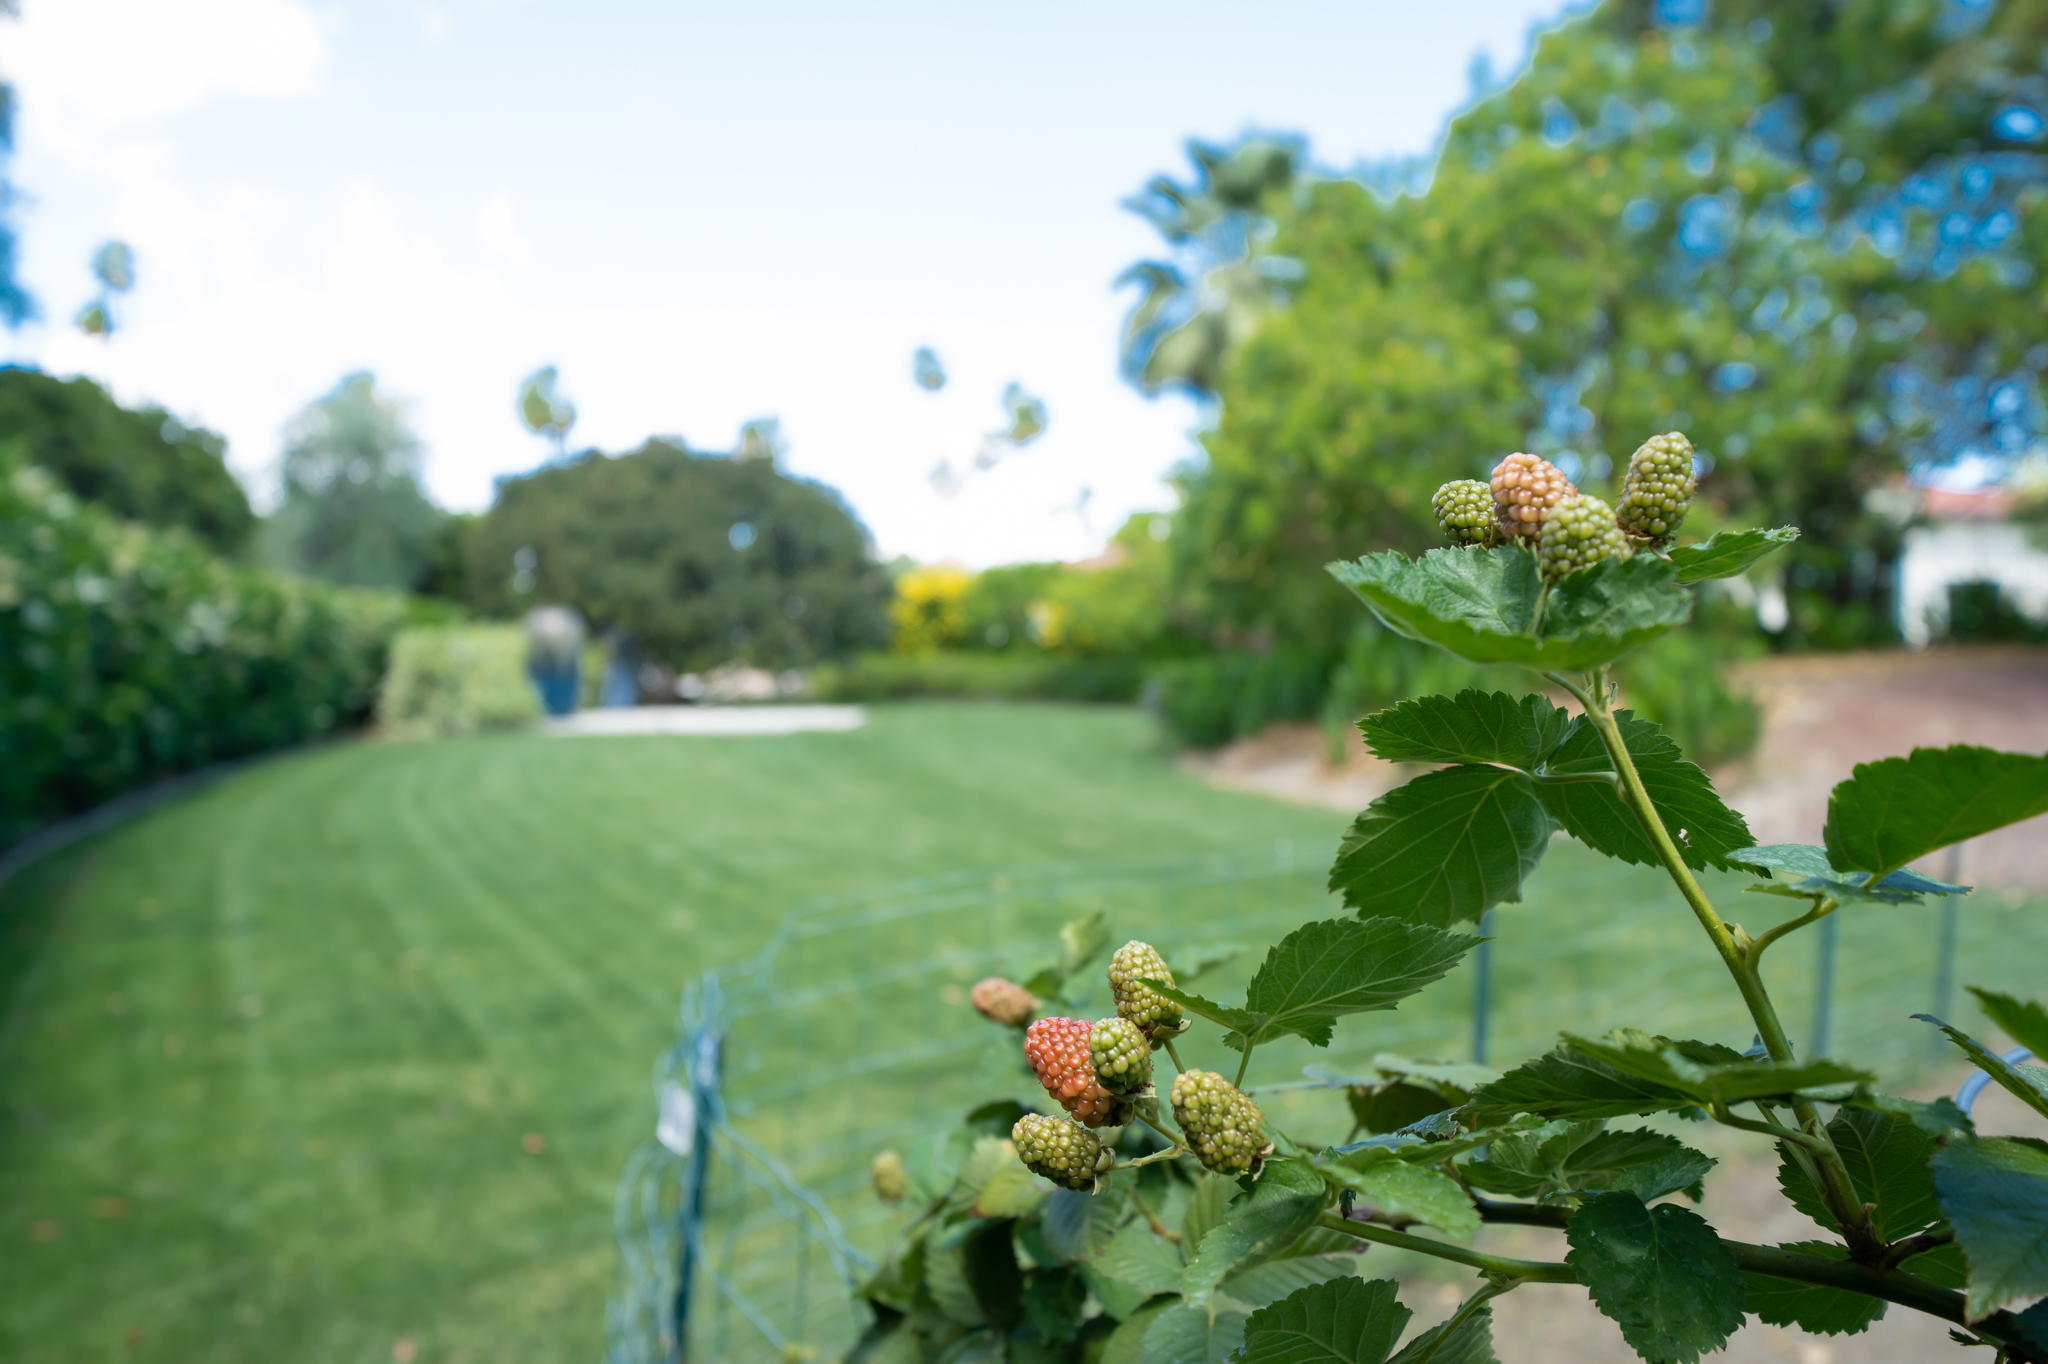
[2,0,1570,565]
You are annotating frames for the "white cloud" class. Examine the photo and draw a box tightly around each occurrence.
[477,195,535,268]
[1,0,328,129]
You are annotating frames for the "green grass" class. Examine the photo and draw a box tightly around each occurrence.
[5,700,2045,1364]
[0,703,1340,1364]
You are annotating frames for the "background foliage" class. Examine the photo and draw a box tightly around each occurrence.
[1167,0,2048,650]
[376,624,540,738]
[0,366,255,556]
[0,447,407,849]
[465,438,891,672]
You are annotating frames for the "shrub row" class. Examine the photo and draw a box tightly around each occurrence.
[376,624,541,737]
[808,650,1147,704]
[0,453,412,849]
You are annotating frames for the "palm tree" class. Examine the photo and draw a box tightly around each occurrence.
[1116,135,1309,397]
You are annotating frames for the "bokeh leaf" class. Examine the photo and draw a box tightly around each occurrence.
[1824,746,2048,877]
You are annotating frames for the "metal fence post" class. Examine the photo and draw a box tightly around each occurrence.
[1929,845,1964,1061]
[671,1004,724,1363]
[1810,913,1838,1057]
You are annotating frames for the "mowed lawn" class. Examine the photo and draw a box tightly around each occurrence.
[5,701,2046,1364]
[0,703,1342,1364]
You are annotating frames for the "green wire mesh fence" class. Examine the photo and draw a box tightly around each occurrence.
[604,838,2045,1363]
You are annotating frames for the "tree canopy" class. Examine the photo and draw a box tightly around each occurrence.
[0,366,255,555]
[465,437,890,671]
[261,372,444,591]
[1172,0,2048,647]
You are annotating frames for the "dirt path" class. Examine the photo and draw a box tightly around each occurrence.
[1186,646,2048,886]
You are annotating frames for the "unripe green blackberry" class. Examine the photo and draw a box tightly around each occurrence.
[1490,452,1578,544]
[1538,494,1631,582]
[870,1149,908,1202]
[1431,479,1498,548]
[1025,1017,1132,1127]
[1617,431,1697,546]
[1012,1112,1112,1191]
[1089,1017,1153,1095]
[1108,941,1183,1041]
[1171,1070,1269,1176]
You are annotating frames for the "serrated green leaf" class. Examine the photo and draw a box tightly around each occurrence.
[1234,918,1478,1049]
[1348,1083,1455,1137]
[1041,1182,1130,1262]
[973,1162,1050,1219]
[1317,1160,1477,1239]
[1932,1136,2048,1319]
[1463,1124,1714,1204]
[1182,1161,1327,1303]
[1824,745,2048,879]
[1220,1256,1364,1311]
[1728,842,1972,904]
[959,1222,1024,1330]
[1388,1304,1497,1364]
[1465,1041,1697,1122]
[1182,1174,1234,1256]
[1102,1299,1175,1364]
[1023,1267,1088,1344]
[1667,526,1800,582]
[926,1240,986,1326]
[1970,987,2048,1059]
[1562,1029,1872,1106]
[1539,712,1753,869]
[1237,1276,1410,1364]
[1775,1108,1940,1240]
[1370,1054,1499,1094]
[1141,1299,1249,1364]
[1844,1091,1974,1139]
[1087,1218,1184,1314]
[1917,1014,2048,1123]
[1328,546,1691,671]
[1565,1192,1745,1363]
[1329,766,1555,926]
[1359,689,1570,768]
[1741,1240,1888,1335]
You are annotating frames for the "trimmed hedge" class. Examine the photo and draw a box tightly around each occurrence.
[808,650,1147,704]
[0,453,410,849]
[377,624,540,736]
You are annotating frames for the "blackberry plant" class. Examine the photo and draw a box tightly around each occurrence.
[851,432,2048,1364]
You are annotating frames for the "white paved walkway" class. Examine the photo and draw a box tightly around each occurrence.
[543,705,867,737]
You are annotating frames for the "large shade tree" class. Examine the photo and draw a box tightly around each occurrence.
[1173,0,2048,647]
[262,372,444,591]
[1117,134,1309,398]
[466,436,890,671]
[0,366,255,555]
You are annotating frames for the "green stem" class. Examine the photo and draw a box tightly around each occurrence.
[1161,1036,1186,1074]
[1318,1215,1577,1283]
[1403,1279,1515,1364]
[1134,1108,1180,1148]
[1581,666,1879,1257]
[1747,895,1838,962]
[1232,1040,1256,1089]
[1709,1102,1821,1149]
[1109,1146,1185,1172]
[1469,1200,2042,1360]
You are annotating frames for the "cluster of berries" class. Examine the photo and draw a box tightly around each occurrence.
[1430,432,1698,581]
[989,941,1269,1193]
